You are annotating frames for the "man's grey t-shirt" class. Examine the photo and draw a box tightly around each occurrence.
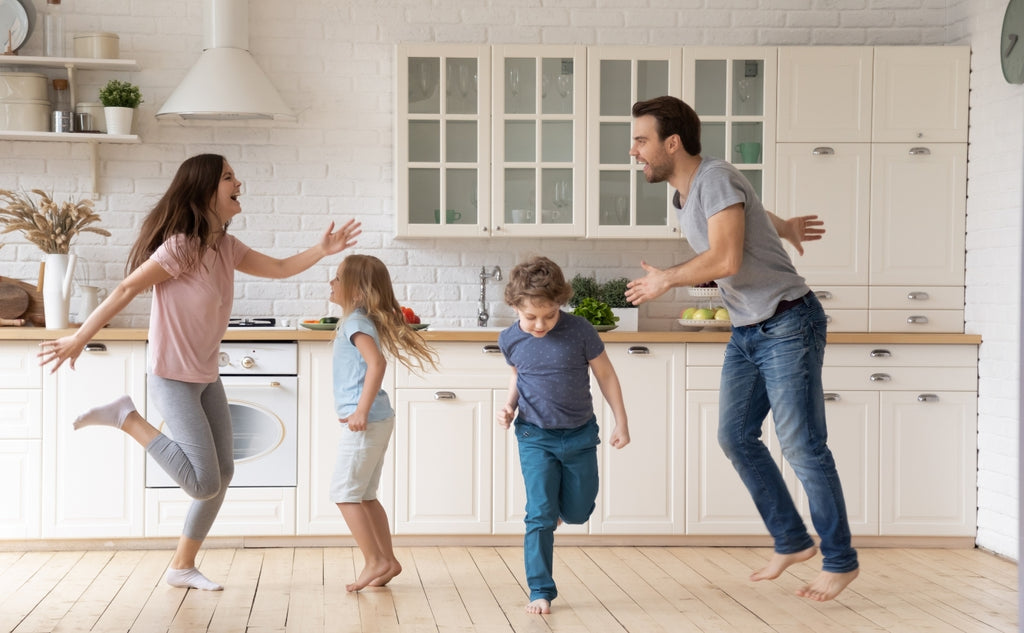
[675,157,809,327]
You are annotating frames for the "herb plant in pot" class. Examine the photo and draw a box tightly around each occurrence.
[99,79,143,136]
[599,277,638,332]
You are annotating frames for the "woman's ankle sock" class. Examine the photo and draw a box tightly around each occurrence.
[73,395,136,430]
[165,567,223,591]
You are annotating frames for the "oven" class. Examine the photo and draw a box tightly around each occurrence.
[145,338,299,488]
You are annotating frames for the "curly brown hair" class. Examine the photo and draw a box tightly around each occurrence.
[503,256,573,308]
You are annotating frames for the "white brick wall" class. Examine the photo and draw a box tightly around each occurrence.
[2,0,1018,559]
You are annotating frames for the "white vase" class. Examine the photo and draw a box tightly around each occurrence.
[103,106,134,135]
[43,253,77,329]
[611,307,638,332]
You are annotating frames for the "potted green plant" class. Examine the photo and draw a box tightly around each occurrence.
[98,79,143,135]
[598,276,638,331]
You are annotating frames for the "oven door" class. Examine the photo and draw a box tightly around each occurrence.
[145,376,298,488]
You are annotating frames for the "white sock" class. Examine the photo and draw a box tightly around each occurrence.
[73,395,136,431]
[165,567,223,591]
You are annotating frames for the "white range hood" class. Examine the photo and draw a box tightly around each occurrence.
[156,0,294,121]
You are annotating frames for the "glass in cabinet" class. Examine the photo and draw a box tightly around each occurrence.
[491,45,586,237]
[396,45,491,237]
[586,47,682,239]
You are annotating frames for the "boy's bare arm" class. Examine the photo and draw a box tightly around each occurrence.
[589,352,630,448]
[497,368,519,429]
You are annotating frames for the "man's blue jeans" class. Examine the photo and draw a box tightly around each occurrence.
[515,418,600,602]
[718,292,859,574]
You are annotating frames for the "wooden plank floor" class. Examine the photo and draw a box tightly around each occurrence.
[0,546,1015,633]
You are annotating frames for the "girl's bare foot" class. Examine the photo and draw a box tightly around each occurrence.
[346,560,392,592]
[796,568,859,601]
[525,598,551,614]
[367,561,402,587]
[750,546,818,581]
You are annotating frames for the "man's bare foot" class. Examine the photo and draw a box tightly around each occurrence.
[750,546,818,582]
[525,598,551,614]
[796,568,859,601]
[346,560,392,592]
[367,561,402,587]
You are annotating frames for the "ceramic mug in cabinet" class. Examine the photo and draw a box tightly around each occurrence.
[735,142,761,164]
[433,209,462,224]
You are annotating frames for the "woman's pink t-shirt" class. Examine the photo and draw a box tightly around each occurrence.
[148,233,251,382]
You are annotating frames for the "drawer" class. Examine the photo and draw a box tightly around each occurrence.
[395,342,509,388]
[823,366,976,391]
[685,344,727,366]
[686,366,722,390]
[868,310,964,333]
[826,344,977,367]
[0,389,42,439]
[0,342,42,389]
[824,309,868,332]
[811,286,868,309]
[870,286,964,309]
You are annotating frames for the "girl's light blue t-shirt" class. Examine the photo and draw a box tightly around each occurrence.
[332,309,394,422]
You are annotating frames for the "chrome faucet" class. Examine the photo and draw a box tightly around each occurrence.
[478,266,502,327]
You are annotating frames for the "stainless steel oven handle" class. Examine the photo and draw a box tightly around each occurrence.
[221,380,284,388]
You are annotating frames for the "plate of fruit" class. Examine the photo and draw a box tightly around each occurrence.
[401,306,428,330]
[301,316,339,330]
[678,306,731,330]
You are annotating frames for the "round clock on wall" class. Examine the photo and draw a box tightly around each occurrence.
[1003,0,1024,83]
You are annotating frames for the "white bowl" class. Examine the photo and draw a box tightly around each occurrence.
[0,72,48,101]
[0,100,50,131]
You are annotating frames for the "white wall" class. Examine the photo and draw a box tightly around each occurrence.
[2,0,1017,559]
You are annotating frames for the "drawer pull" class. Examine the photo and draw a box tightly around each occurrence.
[627,346,651,355]
[811,146,835,156]
[869,349,892,358]
[823,393,841,402]
[825,314,832,323]
[84,343,107,353]
[869,373,892,383]
[917,393,940,403]
[433,391,457,400]
[482,344,502,354]
[906,315,929,325]
[907,291,930,301]
[909,146,931,156]
[813,290,833,300]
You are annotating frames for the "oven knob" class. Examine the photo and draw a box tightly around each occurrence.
[218,352,230,367]
[240,356,256,369]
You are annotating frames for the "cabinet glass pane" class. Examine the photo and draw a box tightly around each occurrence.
[541,121,572,162]
[505,121,536,162]
[600,122,631,164]
[505,58,536,115]
[409,57,440,114]
[637,179,669,226]
[600,60,631,116]
[445,58,477,115]
[733,59,764,116]
[409,168,440,224]
[731,122,763,164]
[409,121,439,162]
[541,58,574,115]
[446,121,477,162]
[542,168,573,224]
[445,169,477,225]
[504,168,534,219]
[702,122,726,160]
[738,169,762,199]
[693,59,727,116]
[598,171,630,226]
[637,60,669,101]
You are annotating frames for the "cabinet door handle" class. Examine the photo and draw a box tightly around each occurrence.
[433,391,457,400]
[906,315,929,324]
[909,146,931,156]
[823,392,841,402]
[627,346,650,355]
[869,349,892,358]
[811,146,835,156]
[83,343,107,353]
[482,344,501,354]
[869,373,892,382]
[825,314,832,323]
[813,290,833,300]
[917,393,940,403]
[907,291,930,301]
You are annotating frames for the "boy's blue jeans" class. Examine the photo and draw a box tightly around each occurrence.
[718,292,859,574]
[515,417,600,602]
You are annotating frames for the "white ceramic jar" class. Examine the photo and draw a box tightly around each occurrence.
[72,32,119,59]
[0,72,48,101]
[0,100,51,131]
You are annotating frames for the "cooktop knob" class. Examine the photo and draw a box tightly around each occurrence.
[218,352,230,367]
[241,356,256,369]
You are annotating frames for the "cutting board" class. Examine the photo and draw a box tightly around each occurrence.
[0,282,29,319]
[0,276,45,326]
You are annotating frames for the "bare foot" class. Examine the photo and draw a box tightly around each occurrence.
[796,568,859,601]
[525,598,551,614]
[346,560,392,592]
[367,561,402,587]
[750,546,818,581]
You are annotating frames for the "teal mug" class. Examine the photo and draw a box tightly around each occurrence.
[735,142,761,164]
[433,209,463,224]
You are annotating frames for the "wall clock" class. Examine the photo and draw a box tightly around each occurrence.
[1003,0,1024,84]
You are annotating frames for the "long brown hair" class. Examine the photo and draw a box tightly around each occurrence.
[334,254,438,373]
[126,153,229,275]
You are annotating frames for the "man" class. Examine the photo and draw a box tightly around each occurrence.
[625,95,859,602]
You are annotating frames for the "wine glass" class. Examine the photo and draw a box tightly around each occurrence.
[616,196,628,224]
[508,67,520,96]
[418,62,432,100]
[556,74,571,98]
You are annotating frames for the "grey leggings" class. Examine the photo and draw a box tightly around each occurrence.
[145,375,234,541]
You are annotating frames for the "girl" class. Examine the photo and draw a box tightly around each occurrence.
[38,153,361,591]
[328,254,437,592]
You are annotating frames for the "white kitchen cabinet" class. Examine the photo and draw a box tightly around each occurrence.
[872,47,970,143]
[145,487,296,537]
[0,341,43,538]
[776,47,873,143]
[42,341,146,538]
[396,44,491,238]
[491,45,587,238]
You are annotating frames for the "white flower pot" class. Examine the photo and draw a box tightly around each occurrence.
[611,307,638,332]
[103,106,134,135]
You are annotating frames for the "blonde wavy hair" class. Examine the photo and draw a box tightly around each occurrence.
[333,254,438,373]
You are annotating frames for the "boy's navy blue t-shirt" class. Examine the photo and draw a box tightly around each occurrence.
[498,311,604,430]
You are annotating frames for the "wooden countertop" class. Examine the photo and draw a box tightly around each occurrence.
[0,327,982,345]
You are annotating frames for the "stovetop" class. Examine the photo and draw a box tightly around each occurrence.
[227,317,296,330]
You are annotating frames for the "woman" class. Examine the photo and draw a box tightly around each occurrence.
[38,153,361,591]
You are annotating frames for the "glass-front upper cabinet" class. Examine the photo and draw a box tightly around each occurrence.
[491,45,586,237]
[682,47,777,210]
[587,47,682,239]
[396,45,491,237]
